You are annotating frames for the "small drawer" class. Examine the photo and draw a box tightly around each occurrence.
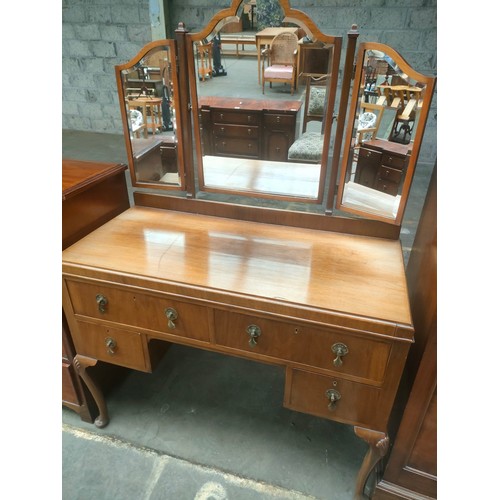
[65,281,210,342]
[213,124,259,139]
[284,369,384,429]
[375,178,399,196]
[358,147,382,166]
[214,310,391,383]
[381,152,406,169]
[263,113,295,128]
[214,137,259,158]
[73,321,149,372]
[213,110,260,126]
[377,165,403,184]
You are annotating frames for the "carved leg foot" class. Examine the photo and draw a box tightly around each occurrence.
[353,426,389,500]
[74,355,109,428]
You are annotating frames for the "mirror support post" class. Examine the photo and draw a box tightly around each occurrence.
[325,25,359,215]
[175,22,196,198]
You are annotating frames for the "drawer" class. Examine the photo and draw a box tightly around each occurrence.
[358,146,382,166]
[381,152,406,169]
[65,281,210,343]
[377,165,403,184]
[212,109,260,126]
[284,368,384,429]
[214,310,391,383]
[375,177,399,196]
[213,124,259,139]
[73,321,149,372]
[214,137,259,158]
[263,113,295,129]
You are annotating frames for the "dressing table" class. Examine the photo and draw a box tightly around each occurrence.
[62,2,435,498]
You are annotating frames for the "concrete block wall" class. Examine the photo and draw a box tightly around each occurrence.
[62,0,152,133]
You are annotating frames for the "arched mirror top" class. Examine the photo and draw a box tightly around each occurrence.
[336,41,436,225]
[187,0,342,204]
[115,39,186,191]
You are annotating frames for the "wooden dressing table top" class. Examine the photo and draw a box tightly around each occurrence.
[62,207,412,336]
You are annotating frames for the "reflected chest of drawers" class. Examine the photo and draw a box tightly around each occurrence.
[199,96,301,162]
[354,139,412,196]
[62,207,413,498]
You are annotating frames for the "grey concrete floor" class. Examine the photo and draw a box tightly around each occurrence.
[62,50,433,500]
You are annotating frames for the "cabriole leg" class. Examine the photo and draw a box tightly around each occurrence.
[353,426,389,499]
[74,355,109,428]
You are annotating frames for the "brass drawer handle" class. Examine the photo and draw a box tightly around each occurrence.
[331,342,349,367]
[325,388,341,411]
[246,324,261,347]
[165,307,178,329]
[105,337,117,355]
[96,294,108,313]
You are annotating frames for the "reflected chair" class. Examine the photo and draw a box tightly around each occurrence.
[356,102,385,145]
[302,74,329,133]
[196,41,213,82]
[262,32,299,95]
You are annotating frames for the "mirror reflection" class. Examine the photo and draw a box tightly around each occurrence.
[339,47,430,222]
[190,0,339,203]
[119,44,183,188]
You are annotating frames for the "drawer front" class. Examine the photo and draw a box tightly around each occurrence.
[66,281,210,342]
[381,152,406,169]
[212,110,260,126]
[214,310,391,383]
[284,369,384,429]
[358,146,382,166]
[73,321,148,371]
[375,177,399,196]
[214,137,259,158]
[213,124,259,139]
[377,165,403,184]
[263,113,295,129]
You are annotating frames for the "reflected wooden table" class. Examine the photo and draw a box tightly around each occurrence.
[255,27,299,84]
[127,97,163,135]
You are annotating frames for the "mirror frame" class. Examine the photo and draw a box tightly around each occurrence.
[115,39,186,191]
[335,41,436,225]
[186,0,342,204]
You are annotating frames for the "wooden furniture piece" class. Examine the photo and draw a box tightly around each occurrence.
[354,139,411,196]
[255,27,299,84]
[195,41,213,81]
[297,40,332,83]
[261,31,299,95]
[199,96,301,162]
[127,97,163,135]
[373,166,437,499]
[62,206,414,499]
[62,159,130,421]
[219,35,257,57]
[356,102,385,145]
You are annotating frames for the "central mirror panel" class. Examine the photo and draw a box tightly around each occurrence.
[187,0,341,204]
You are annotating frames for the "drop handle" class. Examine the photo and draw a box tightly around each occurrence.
[331,342,349,367]
[165,307,178,329]
[325,388,341,410]
[96,294,108,313]
[105,337,117,355]
[246,324,261,347]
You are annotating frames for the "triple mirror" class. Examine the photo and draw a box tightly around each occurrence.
[115,0,436,227]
